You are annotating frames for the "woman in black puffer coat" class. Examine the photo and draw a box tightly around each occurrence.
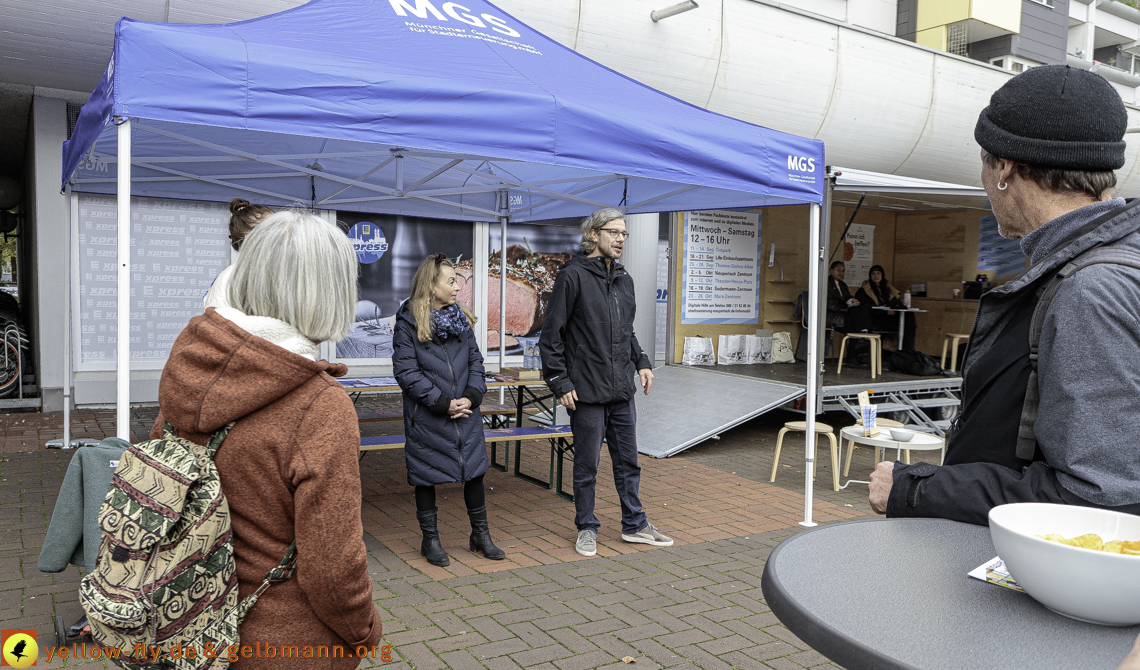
[393,254,504,567]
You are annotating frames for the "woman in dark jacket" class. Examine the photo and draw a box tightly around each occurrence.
[393,253,505,567]
[855,264,917,350]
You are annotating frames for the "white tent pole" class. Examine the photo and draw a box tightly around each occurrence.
[800,202,822,528]
[116,118,131,441]
[499,212,507,404]
[63,186,72,448]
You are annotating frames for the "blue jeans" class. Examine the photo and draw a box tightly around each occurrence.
[568,398,646,535]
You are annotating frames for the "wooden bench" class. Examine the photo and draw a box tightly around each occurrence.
[357,404,520,429]
[359,425,575,500]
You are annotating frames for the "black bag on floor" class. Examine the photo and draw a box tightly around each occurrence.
[889,349,941,376]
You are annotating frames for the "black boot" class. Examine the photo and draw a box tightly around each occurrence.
[467,505,506,560]
[416,508,450,567]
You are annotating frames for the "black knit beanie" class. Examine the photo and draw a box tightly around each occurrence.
[974,65,1127,171]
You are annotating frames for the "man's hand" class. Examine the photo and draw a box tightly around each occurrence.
[558,390,578,411]
[448,398,473,419]
[639,368,654,395]
[848,298,860,307]
[869,461,895,515]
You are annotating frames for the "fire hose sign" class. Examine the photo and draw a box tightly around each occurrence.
[348,222,388,264]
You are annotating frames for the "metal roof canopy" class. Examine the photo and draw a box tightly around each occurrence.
[829,166,991,212]
[59,0,834,526]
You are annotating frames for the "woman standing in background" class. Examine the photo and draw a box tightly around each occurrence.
[203,198,273,310]
[393,254,504,567]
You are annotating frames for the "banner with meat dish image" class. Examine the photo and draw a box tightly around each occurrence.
[459,222,580,356]
[336,212,474,359]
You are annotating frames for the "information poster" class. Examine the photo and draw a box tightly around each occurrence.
[843,222,875,284]
[76,195,230,364]
[681,210,762,324]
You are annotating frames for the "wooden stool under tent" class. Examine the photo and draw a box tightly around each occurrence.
[941,333,970,372]
[837,333,882,379]
[770,421,840,492]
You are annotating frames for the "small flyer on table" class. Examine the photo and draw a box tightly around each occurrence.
[968,556,1025,593]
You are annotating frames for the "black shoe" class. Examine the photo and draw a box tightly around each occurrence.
[416,508,450,567]
[466,505,506,560]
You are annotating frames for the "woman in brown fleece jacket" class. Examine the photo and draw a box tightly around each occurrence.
[151,211,382,669]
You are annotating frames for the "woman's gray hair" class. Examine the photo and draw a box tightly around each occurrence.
[226,210,359,342]
[580,207,625,254]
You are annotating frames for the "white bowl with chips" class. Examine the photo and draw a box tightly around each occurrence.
[989,503,1140,626]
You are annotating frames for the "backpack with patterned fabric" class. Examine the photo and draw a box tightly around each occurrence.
[79,422,297,670]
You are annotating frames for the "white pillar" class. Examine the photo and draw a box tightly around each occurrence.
[621,213,658,368]
[473,222,489,354]
[800,203,822,528]
[499,215,507,372]
[116,118,131,440]
[499,215,507,404]
[1085,2,1097,62]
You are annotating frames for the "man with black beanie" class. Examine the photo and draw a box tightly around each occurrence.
[868,65,1140,525]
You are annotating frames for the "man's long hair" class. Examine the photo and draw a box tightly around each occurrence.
[580,207,624,254]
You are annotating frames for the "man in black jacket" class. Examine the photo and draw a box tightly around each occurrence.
[869,65,1140,525]
[540,208,673,557]
[826,261,871,333]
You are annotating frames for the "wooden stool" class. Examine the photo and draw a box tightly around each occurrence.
[770,421,840,491]
[940,333,970,372]
[837,333,881,379]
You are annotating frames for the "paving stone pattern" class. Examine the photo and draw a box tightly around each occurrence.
[0,397,902,669]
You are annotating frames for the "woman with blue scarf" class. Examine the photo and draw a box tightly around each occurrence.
[393,254,505,567]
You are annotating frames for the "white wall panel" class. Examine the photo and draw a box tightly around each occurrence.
[710,1,837,139]
[812,30,935,173]
[568,0,724,109]
[782,0,846,22]
[893,59,1011,186]
[847,0,897,35]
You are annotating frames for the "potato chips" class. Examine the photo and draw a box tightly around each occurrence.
[1037,533,1140,555]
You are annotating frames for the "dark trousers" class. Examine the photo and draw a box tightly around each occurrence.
[568,398,646,534]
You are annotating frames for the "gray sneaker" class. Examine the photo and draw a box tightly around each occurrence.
[622,522,674,547]
[575,529,597,557]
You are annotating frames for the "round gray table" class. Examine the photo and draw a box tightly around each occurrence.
[761,518,1140,670]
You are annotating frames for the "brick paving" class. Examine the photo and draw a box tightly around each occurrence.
[0,395,902,669]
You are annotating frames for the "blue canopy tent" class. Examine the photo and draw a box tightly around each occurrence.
[62,0,828,523]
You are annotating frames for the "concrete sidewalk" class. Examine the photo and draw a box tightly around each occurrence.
[1,404,886,669]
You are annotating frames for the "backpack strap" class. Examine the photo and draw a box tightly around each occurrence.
[161,420,235,459]
[1015,246,1140,459]
[250,541,299,597]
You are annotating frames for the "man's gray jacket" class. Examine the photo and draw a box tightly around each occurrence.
[888,199,1140,524]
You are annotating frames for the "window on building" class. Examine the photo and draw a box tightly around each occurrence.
[947,21,969,57]
[1027,0,1054,7]
[1123,52,1140,76]
[990,58,1004,69]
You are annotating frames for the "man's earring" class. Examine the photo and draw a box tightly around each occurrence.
[997,181,1008,191]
